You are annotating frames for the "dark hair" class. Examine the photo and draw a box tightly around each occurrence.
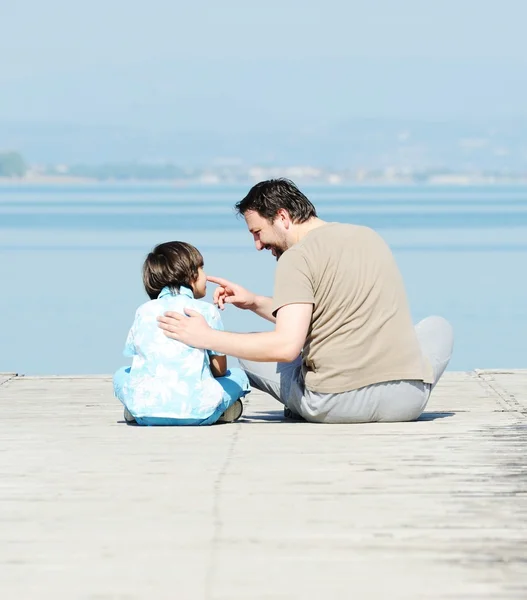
[235,178,317,223]
[142,241,203,300]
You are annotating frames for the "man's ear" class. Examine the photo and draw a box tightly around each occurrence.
[276,208,292,228]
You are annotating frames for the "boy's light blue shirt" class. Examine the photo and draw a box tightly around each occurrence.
[121,286,227,419]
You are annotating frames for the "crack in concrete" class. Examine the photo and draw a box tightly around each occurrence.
[204,395,248,600]
[0,373,18,387]
[474,370,526,419]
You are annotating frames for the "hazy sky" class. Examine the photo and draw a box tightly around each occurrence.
[1,1,526,131]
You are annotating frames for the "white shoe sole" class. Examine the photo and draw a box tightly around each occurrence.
[218,399,243,423]
[123,407,136,423]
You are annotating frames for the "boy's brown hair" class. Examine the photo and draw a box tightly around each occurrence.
[142,241,203,300]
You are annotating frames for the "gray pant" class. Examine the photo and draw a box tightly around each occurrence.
[239,316,454,423]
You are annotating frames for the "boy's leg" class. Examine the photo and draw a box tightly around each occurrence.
[119,369,250,427]
[113,366,136,423]
[113,366,131,403]
[136,416,204,426]
[203,368,251,425]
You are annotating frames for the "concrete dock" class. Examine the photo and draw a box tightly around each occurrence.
[1,370,526,599]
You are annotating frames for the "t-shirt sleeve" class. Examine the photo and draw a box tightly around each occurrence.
[204,304,225,357]
[272,248,315,317]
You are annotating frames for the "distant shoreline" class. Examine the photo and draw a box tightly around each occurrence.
[1,175,527,187]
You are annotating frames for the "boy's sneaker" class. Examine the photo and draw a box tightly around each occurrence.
[123,407,136,423]
[218,399,243,423]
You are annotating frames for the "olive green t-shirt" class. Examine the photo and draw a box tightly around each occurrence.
[272,223,433,393]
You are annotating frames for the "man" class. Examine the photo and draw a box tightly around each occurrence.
[158,179,454,423]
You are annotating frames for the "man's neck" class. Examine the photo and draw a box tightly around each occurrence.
[291,218,328,245]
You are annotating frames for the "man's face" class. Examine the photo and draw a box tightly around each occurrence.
[244,210,288,260]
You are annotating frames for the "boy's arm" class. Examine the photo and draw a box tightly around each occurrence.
[205,304,227,376]
[209,355,227,377]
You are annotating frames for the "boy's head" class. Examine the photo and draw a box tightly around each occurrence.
[142,241,206,300]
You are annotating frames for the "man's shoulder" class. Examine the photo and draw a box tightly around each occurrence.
[278,245,309,268]
[309,222,374,239]
[300,222,384,251]
[278,223,386,274]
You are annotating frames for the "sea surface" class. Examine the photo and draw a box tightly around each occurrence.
[1,183,526,375]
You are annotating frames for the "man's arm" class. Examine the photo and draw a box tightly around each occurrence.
[158,302,313,363]
[207,275,276,323]
[249,294,276,323]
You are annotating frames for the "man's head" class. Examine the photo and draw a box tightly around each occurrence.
[235,179,317,259]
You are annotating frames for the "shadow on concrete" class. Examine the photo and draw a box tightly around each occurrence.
[417,411,455,421]
[247,410,456,423]
[246,410,292,423]
[117,411,456,425]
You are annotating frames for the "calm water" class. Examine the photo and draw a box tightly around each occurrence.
[1,183,526,374]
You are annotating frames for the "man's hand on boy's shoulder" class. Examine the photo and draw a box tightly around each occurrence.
[157,309,212,349]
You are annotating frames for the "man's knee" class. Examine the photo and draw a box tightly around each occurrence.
[416,316,454,346]
[237,359,262,386]
[415,316,454,389]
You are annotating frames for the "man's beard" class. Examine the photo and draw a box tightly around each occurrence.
[267,245,284,260]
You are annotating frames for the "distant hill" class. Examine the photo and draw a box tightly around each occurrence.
[1,119,526,172]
